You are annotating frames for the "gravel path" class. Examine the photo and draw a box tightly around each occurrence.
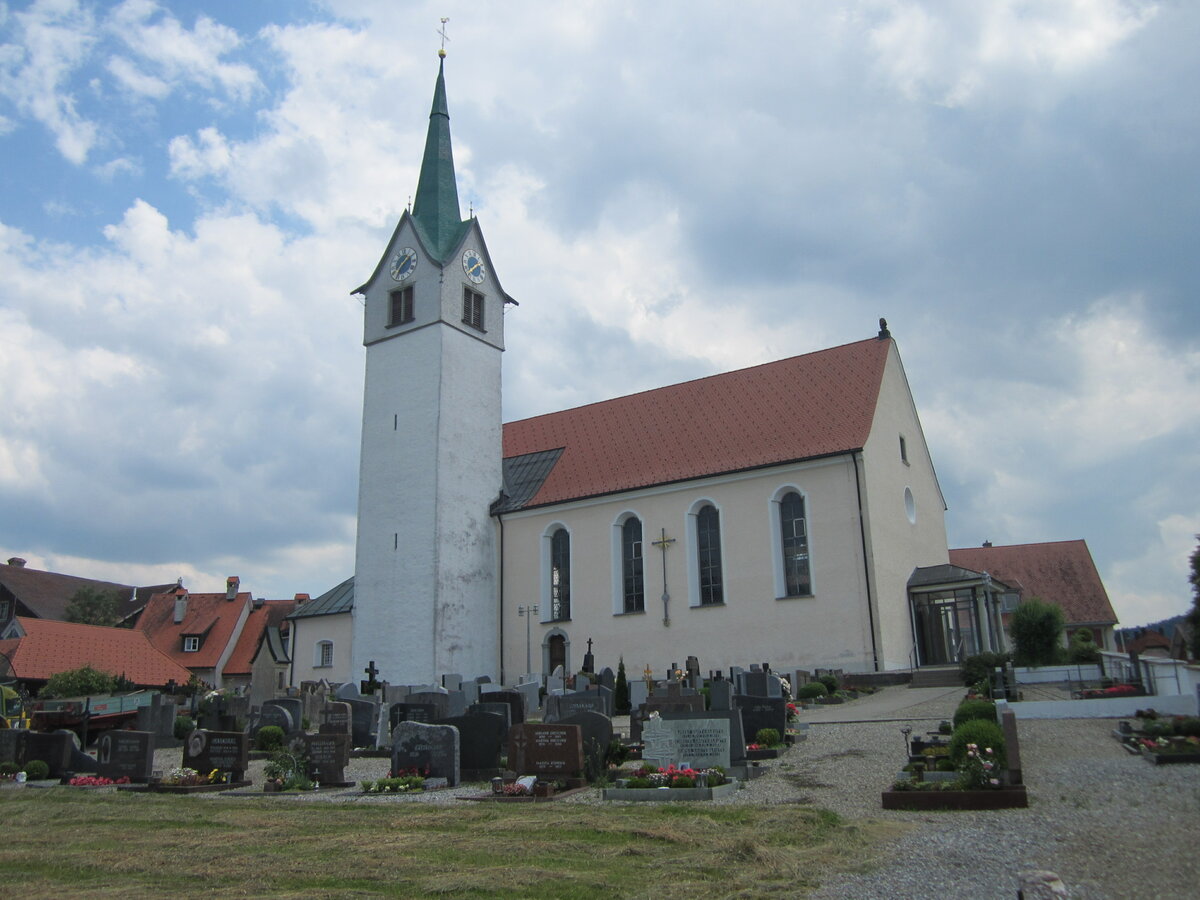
[143,688,1200,898]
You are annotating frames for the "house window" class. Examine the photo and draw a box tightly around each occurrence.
[316,640,334,668]
[0,599,10,622]
[550,527,571,621]
[622,516,645,613]
[388,285,414,326]
[780,491,811,596]
[182,636,200,653]
[696,504,724,605]
[462,287,484,330]
[899,434,909,464]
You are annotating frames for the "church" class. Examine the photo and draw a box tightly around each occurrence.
[346,54,1018,688]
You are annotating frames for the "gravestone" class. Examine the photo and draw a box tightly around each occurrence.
[442,673,463,691]
[265,697,303,729]
[301,732,351,785]
[709,679,734,711]
[183,730,248,781]
[335,682,362,701]
[319,701,352,735]
[21,730,75,778]
[406,692,451,721]
[0,729,21,765]
[559,711,612,779]
[586,684,614,716]
[741,670,769,698]
[662,710,746,764]
[766,675,783,699]
[543,691,608,723]
[438,711,506,778]
[546,666,565,696]
[346,698,378,748]
[642,715,731,770]
[383,684,410,704]
[735,695,787,744]
[443,691,468,718]
[96,730,155,782]
[483,690,525,727]
[391,721,460,786]
[461,680,480,706]
[136,695,178,746]
[472,701,511,727]
[255,703,295,738]
[628,680,649,712]
[514,681,540,717]
[390,702,438,730]
[598,667,615,692]
[632,684,706,742]
[507,723,584,779]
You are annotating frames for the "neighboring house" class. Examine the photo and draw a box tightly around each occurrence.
[135,577,254,689]
[948,540,1119,650]
[1126,629,1173,658]
[222,598,297,707]
[0,616,192,692]
[288,577,354,688]
[0,556,171,628]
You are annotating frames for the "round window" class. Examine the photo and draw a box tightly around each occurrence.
[904,487,916,524]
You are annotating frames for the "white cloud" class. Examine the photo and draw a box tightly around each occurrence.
[1107,513,1200,623]
[105,0,258,102]
[0,0,98,163]
[168,125,230,179]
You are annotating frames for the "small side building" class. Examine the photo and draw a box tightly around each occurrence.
[287,577,353,688]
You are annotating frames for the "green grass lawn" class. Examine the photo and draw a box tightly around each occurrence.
[0,790,899,898]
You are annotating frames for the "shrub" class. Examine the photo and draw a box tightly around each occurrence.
[1067,628,1100,663]
[818,674,839,694]
[953,699,998,729]
[960,652,1010,688]
[1174,717,1200,738]
[255,726,286,752]
[1010,597,1065,666]
[794,682,828,700]
[23,759,50,780]
[1142,720,1175,738]
[614,658,630,714]
[173,715,195,741]
[625,776,652,789]
[670,775,695,789]
[38,664,118,699]
[755,728,781,748]
[949,719,1006,771]
[605,737,630,767]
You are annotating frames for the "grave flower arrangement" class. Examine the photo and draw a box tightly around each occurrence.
[956,743,1003,790]
[362,766,428,793]
[68,775,131,787]
[625,764,726,789]
[162,766,226,786]
[786,702,800,723]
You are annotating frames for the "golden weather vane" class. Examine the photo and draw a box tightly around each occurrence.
[438,17,450,57]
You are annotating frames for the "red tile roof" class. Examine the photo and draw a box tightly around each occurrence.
[948,540,1118,626]
[0,617,192,685]
[135,590,251,669]
[502,337,891,508]
[224,600,296,676]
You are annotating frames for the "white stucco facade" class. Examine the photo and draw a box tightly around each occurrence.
[496,345,949,680]
[352,214,505,686]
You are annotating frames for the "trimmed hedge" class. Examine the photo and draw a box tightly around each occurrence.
[953,699,998,729]
[794,682,828,699]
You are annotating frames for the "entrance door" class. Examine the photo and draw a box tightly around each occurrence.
[547,633,566,675]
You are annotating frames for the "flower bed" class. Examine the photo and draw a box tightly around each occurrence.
[604,779,739,802]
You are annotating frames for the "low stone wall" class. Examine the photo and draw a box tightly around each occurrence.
[998,694,1196,720]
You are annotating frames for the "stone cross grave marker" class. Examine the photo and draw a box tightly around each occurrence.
[391,721,460,786]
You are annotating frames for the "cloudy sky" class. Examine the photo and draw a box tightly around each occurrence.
[1,0,1197,627]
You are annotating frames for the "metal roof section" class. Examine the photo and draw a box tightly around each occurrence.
[411,57,468,264]
[493,448,566,513]
[289,576,354,619]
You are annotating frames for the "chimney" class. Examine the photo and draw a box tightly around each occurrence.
[7,557,26,567]
[173,591,188,624]
[294,593,310,606]
[982,540,993,548]
[226,576,240,601]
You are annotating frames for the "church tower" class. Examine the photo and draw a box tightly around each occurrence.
[351,52,509,685]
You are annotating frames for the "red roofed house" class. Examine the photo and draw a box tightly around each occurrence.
[136,577,294,693]
[0,556,173,629]
[948,540,1119,651]
[0,616,192,692]
[222,598,297,706]
[350,59,1020,684]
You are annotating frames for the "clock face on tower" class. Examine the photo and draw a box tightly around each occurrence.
[389,247,418,281]
[461,248,486,284]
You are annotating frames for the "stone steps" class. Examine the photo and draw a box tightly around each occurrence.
[908,666,962,688]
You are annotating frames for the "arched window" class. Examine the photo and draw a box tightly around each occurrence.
[622,516,645,613]
[315,640,334,668]
[780,491,811,596]
[696,504,724,606]
[550,527,571,621]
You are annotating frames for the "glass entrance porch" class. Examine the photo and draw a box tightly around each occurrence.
[908,566,1008,667]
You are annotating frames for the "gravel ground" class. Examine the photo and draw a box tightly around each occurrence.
[140,689,1199,899]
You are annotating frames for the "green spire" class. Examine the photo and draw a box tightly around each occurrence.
[411,57,467,263]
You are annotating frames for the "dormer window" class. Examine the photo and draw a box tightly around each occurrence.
[389,286,414,327]
[182,636,200,653]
